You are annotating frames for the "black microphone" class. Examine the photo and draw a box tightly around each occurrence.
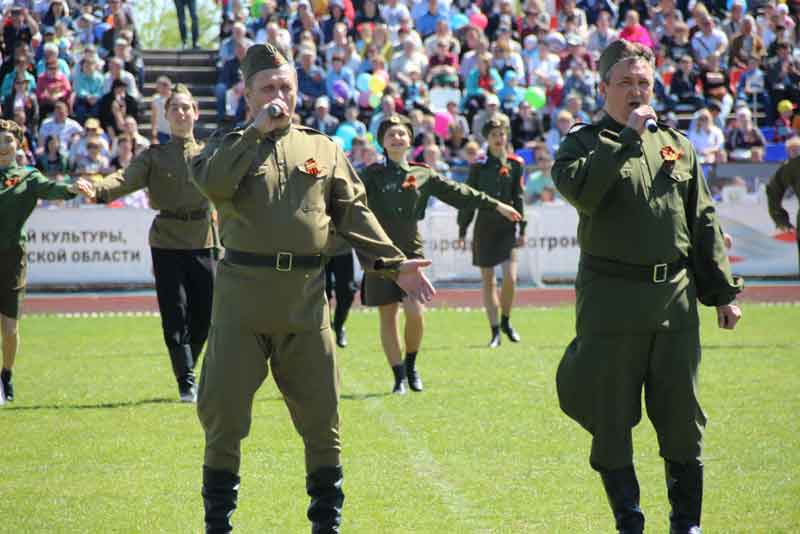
[645,118,658,133]
[267,103,283,118]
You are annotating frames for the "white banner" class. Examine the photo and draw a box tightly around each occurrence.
[26,208,156,285]
[24,199,797,286]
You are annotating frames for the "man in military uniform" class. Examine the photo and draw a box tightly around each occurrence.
[0,119,93,403]
[458,114,527,348]
[360,114,522,394]
[766,136,800,274]
[552,40,743,534]
[89,84,217,403]
[190,44,434,534]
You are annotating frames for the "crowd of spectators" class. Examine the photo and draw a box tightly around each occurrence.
[1,0,146,205]
[212,0,800,204]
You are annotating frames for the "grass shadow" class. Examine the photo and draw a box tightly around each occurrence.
[3,397,178,411]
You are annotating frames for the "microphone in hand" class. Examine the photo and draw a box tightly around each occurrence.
[645,118,658,133]
[267,103,284,118]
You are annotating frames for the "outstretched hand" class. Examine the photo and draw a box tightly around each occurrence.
[496,202,522,222]
[70,178,96,199]
[396,259,436,304]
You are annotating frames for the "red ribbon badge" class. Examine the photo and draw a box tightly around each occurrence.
[499,166,509,177]
[3,177,20,188]
[401,175,417,190]
[304,158,320,176]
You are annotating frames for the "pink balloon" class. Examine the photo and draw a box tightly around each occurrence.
[374,70,389,84]
[469,12,488,30]
[358,91,371,108]
[434,111,453,138]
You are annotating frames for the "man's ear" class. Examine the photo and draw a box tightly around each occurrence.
[598,79,607,99]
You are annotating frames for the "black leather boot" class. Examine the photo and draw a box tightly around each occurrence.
[1,368,13,402]
[391,363,407,394]
[488,325,501,348]
[501,315,521,342]
[666,460,703,534]
[600,466,645,534]
[169,344,196,401]
[190,343,205,368]
[405,352,422,392]
[307,465,344,534]
[333,306,349,348]
[202,466,240,534]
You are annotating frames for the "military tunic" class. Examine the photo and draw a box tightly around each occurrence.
[457,152,527,267]
[190,122,405,475]
[0,165,75,318]
[552,115,742,470]
[360,158,501,306]
[94,136,218,391]
[765,154,800,273]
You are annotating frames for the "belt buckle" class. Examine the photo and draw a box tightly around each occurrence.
[653,263,668,283]
[276,252,293,272]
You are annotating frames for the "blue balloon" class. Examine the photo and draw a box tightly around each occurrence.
[335,124,358,151]
[450,12,469,31]
[356,73,372,93]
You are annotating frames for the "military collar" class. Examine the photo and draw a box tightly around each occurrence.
[386,157,411,173]
[267,123,292,141]
[486,150,507,166]
[0,162,19,174]
[598,113,626,133]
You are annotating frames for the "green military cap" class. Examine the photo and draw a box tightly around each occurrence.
[597,39,655,82]
[481,113,510,139]
[0,119,24,144]
[377,114,414,149]
[240,43,290,82]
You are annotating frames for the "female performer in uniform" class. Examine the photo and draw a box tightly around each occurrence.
[86,84,218,402]
[458,115,526,348]
[0,119,93,403]
[361,114,522,394]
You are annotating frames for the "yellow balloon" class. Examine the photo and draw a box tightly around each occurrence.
[368,75,386,94]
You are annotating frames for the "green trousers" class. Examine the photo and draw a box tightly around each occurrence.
[557,329,706,470]
[197,322,341,475]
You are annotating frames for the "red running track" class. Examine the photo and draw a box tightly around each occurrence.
[22,285,800,314]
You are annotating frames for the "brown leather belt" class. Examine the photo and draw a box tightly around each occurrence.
[159,209,208,221]
[224,249,323,271]
[580,254,688,284]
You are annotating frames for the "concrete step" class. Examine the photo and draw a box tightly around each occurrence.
[141,94,216,109]
[144,65,217,85]
[141,49,217,66]
[142,82,215,98]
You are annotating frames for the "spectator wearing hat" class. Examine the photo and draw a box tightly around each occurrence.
[728,15,765,70]
[296,45,326,116]
[38,100,82,151]
[321,0,351,43]
[98,78,138,136]
[619,9,653,49]
[2,6,38,58]
[726,106,766,161]
[68,117,110,168]
[72,54,105,122]
[773,99,798,142]
[586,10,619,60]
[35,52,73,119]
[472,93,504,144]
[305,96,340,135]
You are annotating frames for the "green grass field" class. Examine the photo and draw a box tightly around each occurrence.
[1,305,798,533]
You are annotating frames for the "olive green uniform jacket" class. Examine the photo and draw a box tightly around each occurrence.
[359,158,499,305]
[766,154,800,272]
[457,152,527,267]
[94,136,217,250]
[189,122,405,475]
[0,165,76,299]
[551,115,742,470]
